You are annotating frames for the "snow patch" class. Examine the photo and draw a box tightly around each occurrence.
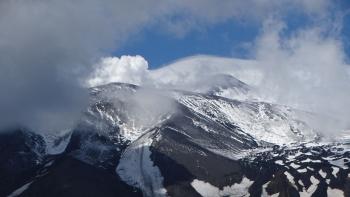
[7,181,33,197]
[191,180,221,197]
[275,160,284,165]
[307,167,314,171]
[284,171,295,185]
[297,168,307,173]
[290,163,301,169]
[43,160,55,168]
[261,182,270,197]
[327,188,344,197]
[332,167,340,176]
[301,158,321,163]
[191,177,253,197]
[298,180,304,186]
[117,131,166,197]
[300,176,319,197]
[319,169,327,178]
[329,159,348,169]
[41,129,72,155]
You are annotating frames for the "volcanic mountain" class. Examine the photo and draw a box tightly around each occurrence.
[1,73,350,197]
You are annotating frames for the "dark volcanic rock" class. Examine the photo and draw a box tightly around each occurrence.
[0,129,45,196]
[19,156,141,197]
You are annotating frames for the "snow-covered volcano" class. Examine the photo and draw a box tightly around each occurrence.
[1,69,349,196]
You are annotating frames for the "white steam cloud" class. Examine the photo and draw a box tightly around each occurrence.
[88,56,149,87]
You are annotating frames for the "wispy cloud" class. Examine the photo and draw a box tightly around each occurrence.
[253,16,350,129]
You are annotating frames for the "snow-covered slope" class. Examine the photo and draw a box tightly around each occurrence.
[117,131,167,197]
[171,91,317,145]
[196,74,253,100]
[85,83,318,147]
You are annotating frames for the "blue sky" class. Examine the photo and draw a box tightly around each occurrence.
[115,20,259,69]
[115,1,350,69]
[343,14,350,60]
